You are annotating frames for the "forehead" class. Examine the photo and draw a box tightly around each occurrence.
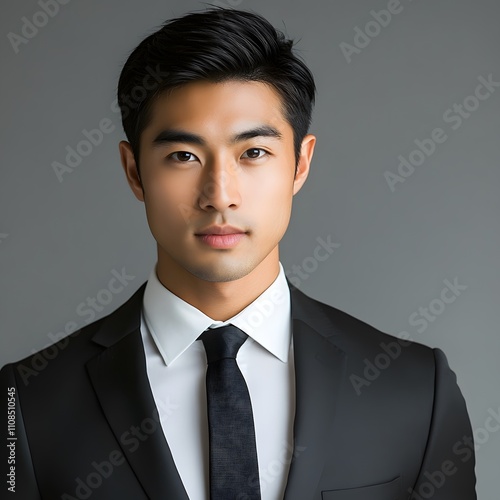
[145,80,290,134]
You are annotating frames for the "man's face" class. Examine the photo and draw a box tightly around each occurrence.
[120,80,315,283]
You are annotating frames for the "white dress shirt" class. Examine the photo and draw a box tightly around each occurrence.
[140,261,295,500]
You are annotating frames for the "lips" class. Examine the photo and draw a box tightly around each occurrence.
[194,224,248,248]
[196,233,246,248]
[195,225,247,236]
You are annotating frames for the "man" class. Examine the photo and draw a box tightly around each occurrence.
[1,7,476,500]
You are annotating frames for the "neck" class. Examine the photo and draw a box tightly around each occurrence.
[155,246,281,321]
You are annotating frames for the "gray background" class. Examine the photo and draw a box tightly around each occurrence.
[1,0,498,497]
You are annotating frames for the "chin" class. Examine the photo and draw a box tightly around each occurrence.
[187,260,256,283]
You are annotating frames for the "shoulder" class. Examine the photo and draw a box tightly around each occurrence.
[291,285,443,388]
[1,281,147,388]
[292,283,433,358]
[306,292,458,401]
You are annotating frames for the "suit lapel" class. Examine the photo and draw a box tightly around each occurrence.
[84,278,347,499]
[86,284,189,499]
[283,279,348,500]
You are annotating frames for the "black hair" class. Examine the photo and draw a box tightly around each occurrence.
[116,7,316,176]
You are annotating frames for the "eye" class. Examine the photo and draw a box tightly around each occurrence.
[167,151,198,162]
[241,148,268,160]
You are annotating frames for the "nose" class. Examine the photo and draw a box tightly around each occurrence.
[197,156,241,212]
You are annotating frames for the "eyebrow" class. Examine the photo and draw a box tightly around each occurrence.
[151,126,283,149]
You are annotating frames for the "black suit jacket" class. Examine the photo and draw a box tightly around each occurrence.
[1,279,476,499]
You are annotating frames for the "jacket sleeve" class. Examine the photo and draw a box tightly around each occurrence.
[1,363,42,500]
[410,348,477,499]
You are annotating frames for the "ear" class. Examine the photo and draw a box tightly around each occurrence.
[119,140,144,202]
[293,134,316,195]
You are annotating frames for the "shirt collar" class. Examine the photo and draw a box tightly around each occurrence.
[142,262,291,366]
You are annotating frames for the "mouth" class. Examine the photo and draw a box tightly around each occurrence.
[195,233,247,249]
[194,223,249,248]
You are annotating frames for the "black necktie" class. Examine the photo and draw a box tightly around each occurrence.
[198,324,262,499]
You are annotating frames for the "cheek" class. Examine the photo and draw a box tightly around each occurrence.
[271,198,293,236]
[248,171,293,233]
[144,177,193,230]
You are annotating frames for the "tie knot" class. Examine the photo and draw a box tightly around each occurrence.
[198,324,248,363]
